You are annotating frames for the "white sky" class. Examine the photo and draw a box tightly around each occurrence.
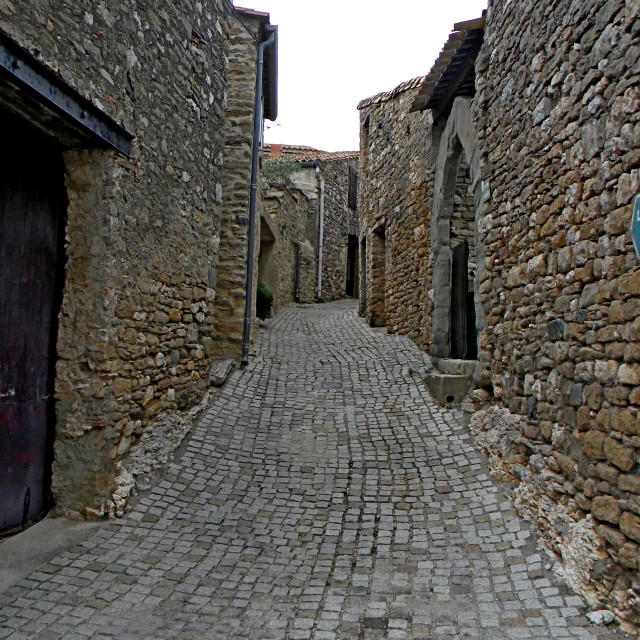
[235,0,488,152]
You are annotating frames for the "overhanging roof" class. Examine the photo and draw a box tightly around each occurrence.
[235,7,278,121]
[262,24,277,121]
[410,16,485,123]
[358,75,426,111]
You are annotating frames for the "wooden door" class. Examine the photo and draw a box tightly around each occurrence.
[0,128,66,532]
[346,235,358,297]
[450,240,468,359]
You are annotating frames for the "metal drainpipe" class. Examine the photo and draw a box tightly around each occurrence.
[241,25,276,366]
[295,242,302,303]
[316,168,325,301]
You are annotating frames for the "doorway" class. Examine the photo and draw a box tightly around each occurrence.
[346,234,358,297]
[450,239,477,359]
[0,122,67,532]
[370,228,386,327]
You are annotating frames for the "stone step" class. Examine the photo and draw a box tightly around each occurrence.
[424,372,471,406]
[432,358,477,377]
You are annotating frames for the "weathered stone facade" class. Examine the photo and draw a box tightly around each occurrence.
[0,2,274,521]
[260,183,317,312]
[214,7,276,357]
[359,0,640,627]
[474,0,640,626]
[263,146,360,307]
[315,155,360,301]
[357,78,433,338]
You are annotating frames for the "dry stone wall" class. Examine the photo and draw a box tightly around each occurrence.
[358,84,433,345]
[214,11,264,358]
[472,0,640,624]
[318,157,360,301]
[358,0,640,625]
[261,152,359,310]
[2,0,228,517]
[261,182,317,312]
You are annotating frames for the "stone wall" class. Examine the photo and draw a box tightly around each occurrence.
[357,81,433,343]
[262,150,360,308]
[472,0,640,625]
[358,0,640,627]
[451,159,476,278]
[318,157,360,301]
[1,0,228,517]
[214,10,266,358]
[260,182,317,311]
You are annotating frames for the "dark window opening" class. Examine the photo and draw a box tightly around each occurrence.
[361,116,370,175]
[348,165,357,210]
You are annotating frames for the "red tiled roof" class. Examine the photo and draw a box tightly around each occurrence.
[288,150,360,162]
[263,144,359,162]
[233,6,270,20]
[357,76,426,110]
[264,144,320,154]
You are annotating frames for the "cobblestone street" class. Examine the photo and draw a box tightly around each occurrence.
[0,300,632,639]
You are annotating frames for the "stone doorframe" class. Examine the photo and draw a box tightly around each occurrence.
[430,97,489,360]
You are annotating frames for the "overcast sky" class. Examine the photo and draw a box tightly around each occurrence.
[234,0,488,152]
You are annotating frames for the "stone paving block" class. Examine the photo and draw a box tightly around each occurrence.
[0,301,634,639]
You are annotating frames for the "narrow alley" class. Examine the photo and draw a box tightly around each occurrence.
[0,300,632,639]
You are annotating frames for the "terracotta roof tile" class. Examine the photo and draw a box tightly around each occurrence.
[263,144,359,162]
[357,75,426,110]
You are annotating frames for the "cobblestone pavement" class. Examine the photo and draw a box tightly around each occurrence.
[0,300,633,639]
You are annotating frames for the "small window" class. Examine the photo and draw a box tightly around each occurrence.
[361,115,370,175]
[348,164,358,210]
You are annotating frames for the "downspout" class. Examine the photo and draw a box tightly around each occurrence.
[316,168,325,301]
[295,242,302,303]
[241,25,277,366]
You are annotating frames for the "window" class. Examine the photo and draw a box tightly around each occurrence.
[361,115,370,175]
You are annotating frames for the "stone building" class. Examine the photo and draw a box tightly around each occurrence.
[0,2,277,528]
[263,145,360,305]
[359,0,640,627]
[213,6,277,357]
[260,165,318,313]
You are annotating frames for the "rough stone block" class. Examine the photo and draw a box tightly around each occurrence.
[547,319,565,341]
[621,511,640,543]
[424,373,470,406]
[604,437,636,472]
[209,359,235,387]
[618,364,640,385]
[583,430,606,460]
[592,495,621,524]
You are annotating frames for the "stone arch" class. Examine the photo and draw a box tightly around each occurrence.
[430,97,488,362]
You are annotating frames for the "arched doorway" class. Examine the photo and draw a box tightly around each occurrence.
[430,98,488,362]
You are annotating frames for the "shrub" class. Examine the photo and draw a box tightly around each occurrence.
[256,282,274,320]
[262,158,299,186]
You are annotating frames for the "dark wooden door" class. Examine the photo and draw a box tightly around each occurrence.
[346,235,358,297]
[450,240,468,359]
[0,128,66,532]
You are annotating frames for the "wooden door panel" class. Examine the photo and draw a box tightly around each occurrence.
[450,240,468,359]
[0,131,65,532]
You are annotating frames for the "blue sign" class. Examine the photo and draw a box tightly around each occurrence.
[632,194,640,259]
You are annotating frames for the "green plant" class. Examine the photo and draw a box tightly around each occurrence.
[262,158,299,186]
[256,282,274,320]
